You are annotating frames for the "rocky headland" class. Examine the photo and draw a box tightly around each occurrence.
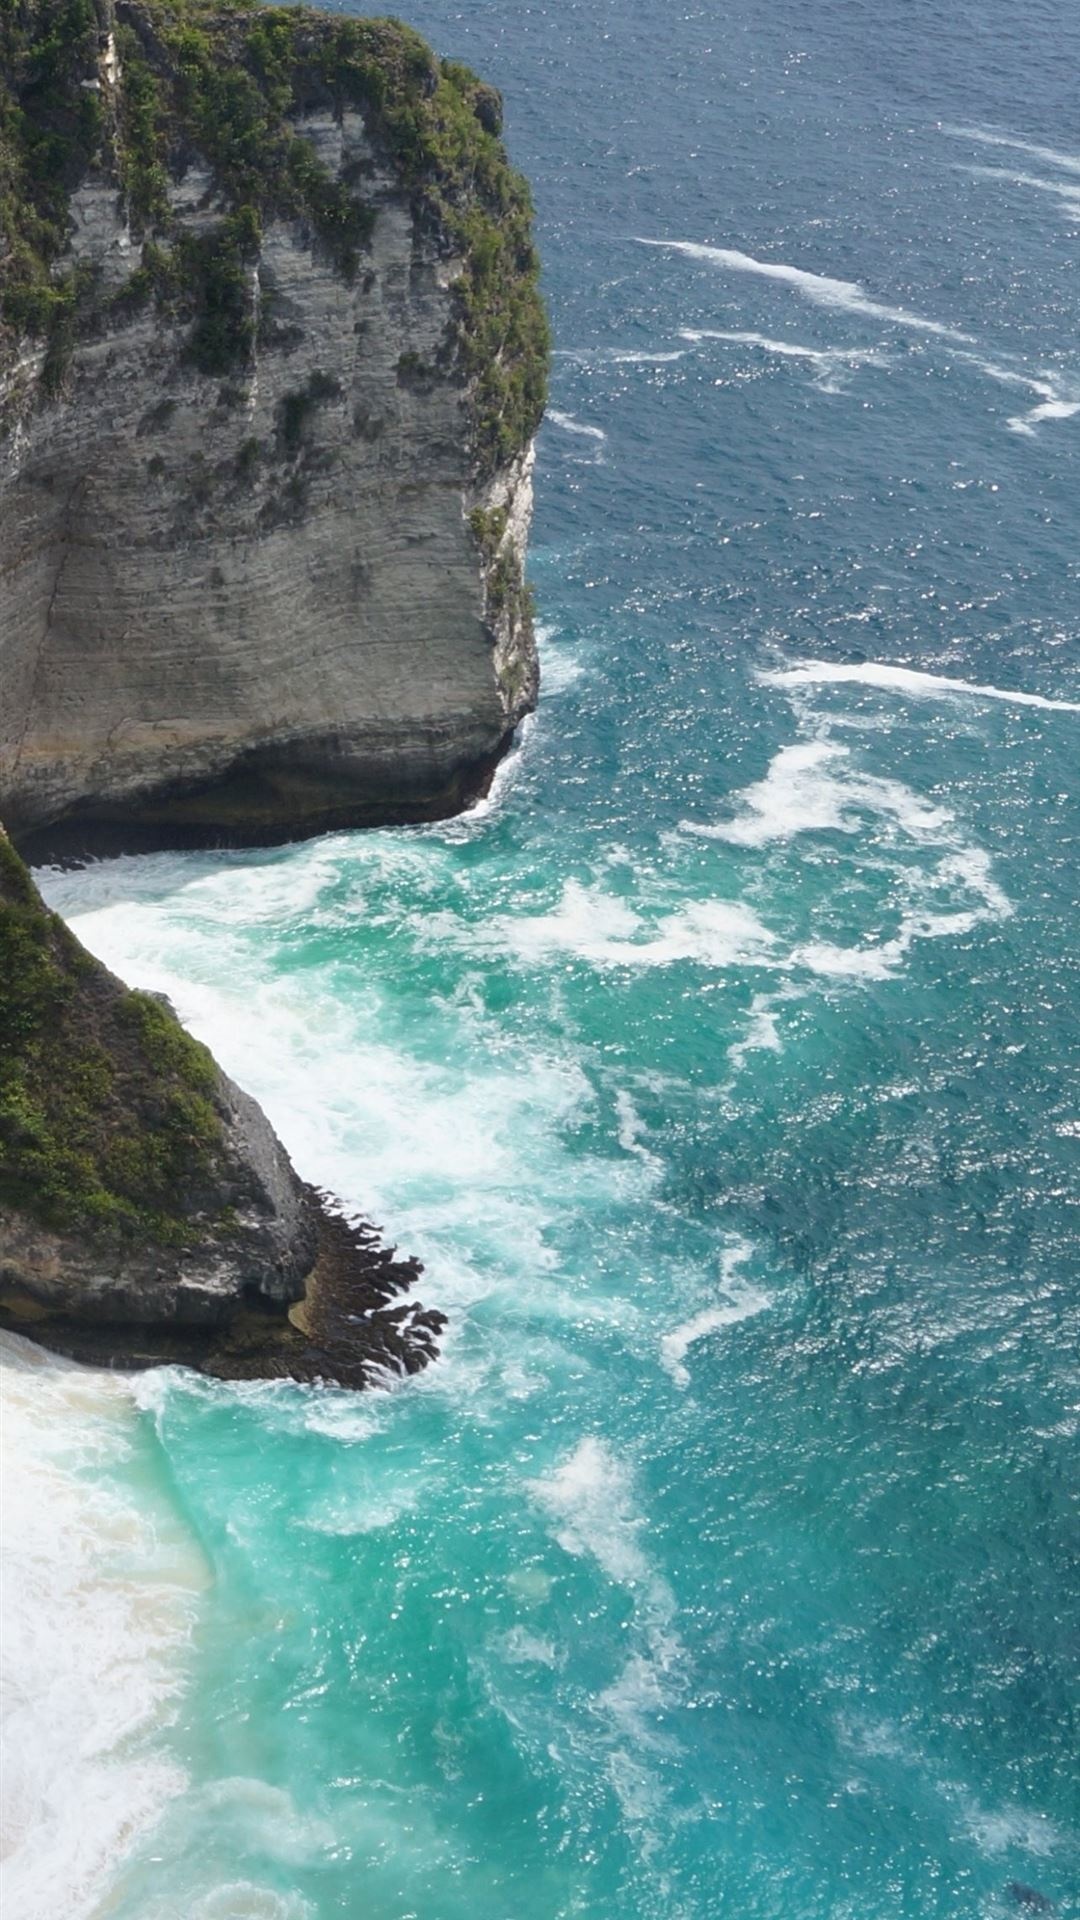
[0,0,548,1378]
[0,830,446,1378]
[1,0,547,860]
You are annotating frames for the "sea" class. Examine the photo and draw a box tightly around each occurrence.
[2,0,1079,1914]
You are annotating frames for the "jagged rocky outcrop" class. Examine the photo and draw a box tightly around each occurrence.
[1,0,548,858]
[0,829,444,1379]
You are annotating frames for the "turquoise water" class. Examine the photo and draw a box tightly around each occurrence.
[10,0,1080,1914]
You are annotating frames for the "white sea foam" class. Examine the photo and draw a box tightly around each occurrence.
[682,328,840,361]
[685,740,951,848]
[959,355,1080,432]
[792,848,1012,980]
[639,238,973,341]
[527,1435,684,1848]
[289,1391,391,1445]
[727,993,785,1072]
[193,1779,335,1863]
[140,1887,316,1920]
[538,622,587,693]
[548,408,607,441]
[963,356,1052,395]
[954,1794,1064,1859]
[839,1712,1069,1866]
[944,124,1080,176]
[1008,396,1080,436]
[486,880,778,970]
[0,1333,204,1920]
[44,858,633,1349]
[435,712,537,836]
[528,1437,655,1589]
[596,1642,684,1842]
[759,659,1080,713]
[687,736,1013,978]
[44,872,596,1263]
[540,649,585,693]
[614,1088,663,1170]
[791,938,897,979]
[39,841,346,930]
[660,1240,769,1388]
[836,1711,917,1765]
[505,1566,555,1605]
[302,1481,420,1534]
[496,1627,560,1667]
[553,346,686,366]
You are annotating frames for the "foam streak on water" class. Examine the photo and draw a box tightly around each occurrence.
[638,238,974,339]
[960,164,1080,221]
[759,660,1080,712]
[944,123,1080,175]
[547,408,607,441]
[659,1240,770,1388]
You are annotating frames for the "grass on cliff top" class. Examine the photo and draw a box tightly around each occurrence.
[1,0,548,473]
[0,831,226,1242]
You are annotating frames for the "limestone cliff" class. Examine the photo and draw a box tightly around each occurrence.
[1,0,548,857]
[0,829,444,1378]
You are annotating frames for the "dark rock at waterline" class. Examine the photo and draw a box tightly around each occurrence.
[3,1196,447,1387]
[0,833,441,1385]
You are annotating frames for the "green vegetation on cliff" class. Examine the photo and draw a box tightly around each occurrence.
[0,831,225,1240]
[0,0,548,473]
[469,500,534,634]
[0,0,104,395]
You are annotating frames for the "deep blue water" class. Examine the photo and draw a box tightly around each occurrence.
[9,1,1080,1916]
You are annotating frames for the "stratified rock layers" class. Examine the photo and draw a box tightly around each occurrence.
[1,6,545,856]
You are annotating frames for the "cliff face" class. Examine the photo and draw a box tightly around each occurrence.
[0,831,444,1379]
[1,0,547,857]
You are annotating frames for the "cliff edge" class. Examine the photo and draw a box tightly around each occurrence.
[0,830,445,1378]
[1,0,548,858]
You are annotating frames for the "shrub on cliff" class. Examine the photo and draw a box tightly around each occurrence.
[0,831,225,1241]
[0,0,548,476]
